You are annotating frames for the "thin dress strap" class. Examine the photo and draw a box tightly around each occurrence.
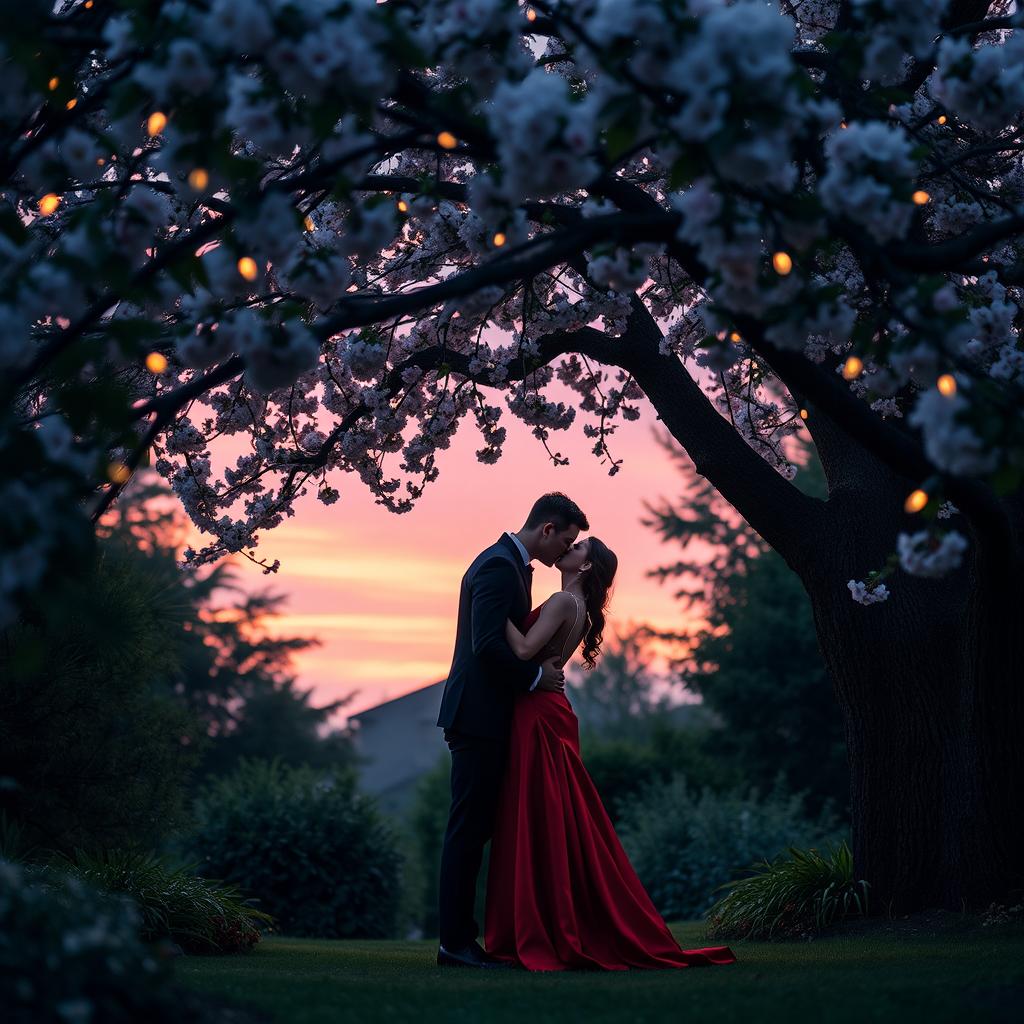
[559,593,584,666]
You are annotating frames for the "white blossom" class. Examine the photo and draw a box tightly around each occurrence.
[897,529,969,578]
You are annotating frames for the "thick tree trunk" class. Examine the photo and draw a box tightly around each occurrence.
[609,298,1023,913]
[795,475,1024,912]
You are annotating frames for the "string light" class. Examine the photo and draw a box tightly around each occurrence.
[107,462,132,485]
[840,121,848,129]
[304,214,315,231]
[729,331,741,342]
[492,232,507,247]
[912,190,930,205]
[146,111,167,136]
[65,98,77,110]
[396,199,409,212]
[187,167,209,190]
[799,408,809,420]
[38,193,61,215]
[48,76,59,91]
[904,489,929,513]
[772,251,792,275]
[145,352,168,374]
[436,131,458,150]
[842,355,863,380]
[937,114,947,125]
[96,157,105,166]
[526,5,537,20]
[237,256,259,281]
[937,373,957,396]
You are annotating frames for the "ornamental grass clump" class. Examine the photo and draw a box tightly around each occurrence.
[705,841,869,940]
[59,848,272,954]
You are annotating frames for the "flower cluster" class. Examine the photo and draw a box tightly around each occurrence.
[897,529,970,578]
[818,123,918,243]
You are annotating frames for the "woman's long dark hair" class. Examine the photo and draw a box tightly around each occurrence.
[579,537,617,669]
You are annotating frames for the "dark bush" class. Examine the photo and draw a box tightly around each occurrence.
[0,541,200,855]
[0,858,190,1024]
[619,774,844,920]
[188,759,403,938]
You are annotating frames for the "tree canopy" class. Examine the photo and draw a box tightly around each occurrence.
[3,0,1022,628]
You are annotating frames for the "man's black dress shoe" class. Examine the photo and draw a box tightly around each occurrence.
[436,941,513,968]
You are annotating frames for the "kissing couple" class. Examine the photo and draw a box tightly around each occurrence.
[435,492,737,972]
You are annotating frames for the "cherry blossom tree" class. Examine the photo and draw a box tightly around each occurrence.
[3,0,1023,912]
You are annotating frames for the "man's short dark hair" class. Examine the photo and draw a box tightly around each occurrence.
[524,492,589,532]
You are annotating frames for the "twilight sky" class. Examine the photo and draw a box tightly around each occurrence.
[188,393,718,721]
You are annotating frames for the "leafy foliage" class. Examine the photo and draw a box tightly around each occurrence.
[706,841,869,940]
[187,759,403,939]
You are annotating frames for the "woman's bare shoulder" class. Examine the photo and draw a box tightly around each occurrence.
[542,591,577,614]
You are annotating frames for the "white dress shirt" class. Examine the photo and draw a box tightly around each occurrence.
[505,532,542,691]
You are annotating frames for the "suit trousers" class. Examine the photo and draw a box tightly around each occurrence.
[437,728,507,949]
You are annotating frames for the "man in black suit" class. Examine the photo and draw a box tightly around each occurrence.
[435,492,589,968]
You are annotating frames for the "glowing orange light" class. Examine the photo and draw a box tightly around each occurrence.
[937,374,957,396]
[492,232,507,247]
[107,462,132,485]
[147,111,167,136]
[65,98,77,110]
[729,331,741,342]
[772,251,792,275]
[396,199,409,212]
[84,0,93,7]
[912,190,930,205]
[526,5,537,20]
[904,489,929,513]
[38,193,61,215]
[842,356,863,380]
[145,352,168,374]
[96,157,105,166]
[840,121,848,129]
[304,215,315,231]
[937,115,947,125]
[48,76,59,91]
[237,256,259,281]
[437,131,458,150]
[187,167,209,190]
[799,408,809,420]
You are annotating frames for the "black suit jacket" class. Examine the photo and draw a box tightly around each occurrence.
[436,534,540,740]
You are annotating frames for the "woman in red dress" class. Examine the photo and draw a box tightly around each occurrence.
[484,536,736,972]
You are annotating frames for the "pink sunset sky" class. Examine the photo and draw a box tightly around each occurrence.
[185,392,720,722]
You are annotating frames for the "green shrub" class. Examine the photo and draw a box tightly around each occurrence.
[706,841,869,939]
[406,756,449,938]
[58,848,272,954]
[618,774,844,920]
[0,858,188,1024]
[187,759,403,938]
[582,724,738,824]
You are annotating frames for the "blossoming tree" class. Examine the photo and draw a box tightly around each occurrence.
[3,0,1023,912]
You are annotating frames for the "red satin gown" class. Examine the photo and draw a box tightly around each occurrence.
[484,605,736,971]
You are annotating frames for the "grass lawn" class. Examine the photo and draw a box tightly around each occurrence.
[175,920,1024,1024]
